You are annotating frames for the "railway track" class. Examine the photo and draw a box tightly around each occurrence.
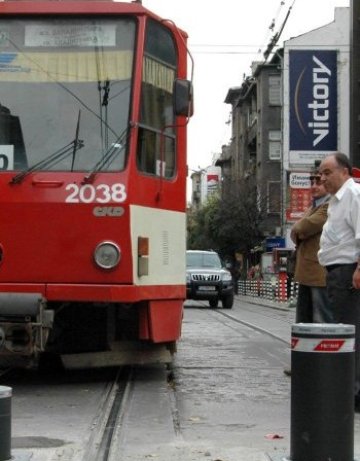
[2,301,358,461]
[213,309,291,346]
[2,302,296,461]
[0,362,180,461]
[80,365,180,461]
[81,366,134,461]
[187,297,294,346]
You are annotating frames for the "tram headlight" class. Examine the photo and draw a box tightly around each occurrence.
[94,241,121,270]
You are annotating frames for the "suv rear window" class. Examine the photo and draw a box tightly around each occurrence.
[186,252,222,269]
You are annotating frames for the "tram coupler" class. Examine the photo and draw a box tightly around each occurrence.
[0,293,53,365]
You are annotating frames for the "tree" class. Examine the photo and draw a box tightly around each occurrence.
[215,176,266,256]
[187,194,219,250]
[187,176,266,261]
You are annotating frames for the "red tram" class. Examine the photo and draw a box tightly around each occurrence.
[0,0,193,368]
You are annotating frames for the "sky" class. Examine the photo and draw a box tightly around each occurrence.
[142,0,350,176]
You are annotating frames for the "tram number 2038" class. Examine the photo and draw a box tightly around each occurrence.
[65,183,127,204]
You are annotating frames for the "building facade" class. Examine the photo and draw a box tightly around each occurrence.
[282,7,349,243]
[220,54,282,238]
[214,6,349,245]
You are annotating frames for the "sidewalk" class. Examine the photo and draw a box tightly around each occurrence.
[236,293,360,461]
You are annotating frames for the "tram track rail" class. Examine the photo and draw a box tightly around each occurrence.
[212,308,291,346]
[81,302,291,460]
[81,366,134,461]
[81,364,182,461]
[1,305,298,461]
[166,368,182,437]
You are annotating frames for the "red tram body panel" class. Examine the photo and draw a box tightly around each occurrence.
[0,0,193,368]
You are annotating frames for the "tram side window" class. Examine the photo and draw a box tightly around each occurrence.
[137,20,177,179]
[137,128,157,175]
[137,127,175,177]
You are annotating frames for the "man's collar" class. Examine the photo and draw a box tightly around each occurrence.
[335,178,354,200]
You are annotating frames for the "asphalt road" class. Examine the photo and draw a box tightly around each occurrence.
[3,296,360,461]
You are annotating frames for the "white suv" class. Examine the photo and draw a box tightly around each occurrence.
[186,250,234,309]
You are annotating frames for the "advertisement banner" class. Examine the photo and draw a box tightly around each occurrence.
[289,50,337,166]
[265,237,285,252]
[206,173,220,195]
[285,172,312,222]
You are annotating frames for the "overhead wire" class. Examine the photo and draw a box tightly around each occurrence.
[262,0,297,61]
[188,0,297,58]
[258,0,287,54]
[189,43,349,56]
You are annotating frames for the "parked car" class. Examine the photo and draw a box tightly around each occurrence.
[186,250,234,309]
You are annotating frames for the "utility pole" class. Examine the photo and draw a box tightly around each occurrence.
[350,0,360,166]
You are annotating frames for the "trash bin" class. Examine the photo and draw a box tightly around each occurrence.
[290,323,355,461]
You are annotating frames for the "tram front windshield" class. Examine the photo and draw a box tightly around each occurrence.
[0,17,135,173]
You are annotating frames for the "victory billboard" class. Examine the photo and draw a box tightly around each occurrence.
[289,50,337,166]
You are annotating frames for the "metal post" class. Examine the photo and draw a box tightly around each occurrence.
[0,386,11,461]
[290,324,355,461]
[350,0,360,168]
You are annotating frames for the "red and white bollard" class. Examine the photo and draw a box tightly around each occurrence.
[290,324,355,461]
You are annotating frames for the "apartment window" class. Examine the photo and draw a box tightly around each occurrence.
[268,181,281,213]
[269,130,281,160]
[269,74,281,105]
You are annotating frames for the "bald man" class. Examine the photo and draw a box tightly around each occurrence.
[318,152,360,412]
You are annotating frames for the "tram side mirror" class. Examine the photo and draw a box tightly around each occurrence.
[173,79,194,117]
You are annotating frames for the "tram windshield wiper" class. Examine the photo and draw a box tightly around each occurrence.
[10,139,84,184]
[71,110,82,172]
[10,114,85,185]
[82,126,129,183]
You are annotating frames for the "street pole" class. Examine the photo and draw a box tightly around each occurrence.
[350,0,360,167]
[0,386,11,461]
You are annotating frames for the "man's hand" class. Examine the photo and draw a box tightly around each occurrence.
[290,229,297,244]
[352,268,360,289]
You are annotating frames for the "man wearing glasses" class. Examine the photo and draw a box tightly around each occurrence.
[290,165,332,324]
[318,152,360,411]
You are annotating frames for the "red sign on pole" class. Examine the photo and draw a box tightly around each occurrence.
[286,172,312,223]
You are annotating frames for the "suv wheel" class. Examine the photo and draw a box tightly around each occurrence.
[221,293,234,309]
[209,298,219,308]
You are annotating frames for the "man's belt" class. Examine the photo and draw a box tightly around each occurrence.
[325,263,357,272]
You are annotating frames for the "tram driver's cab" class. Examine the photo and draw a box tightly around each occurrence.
[0,103,27,170]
